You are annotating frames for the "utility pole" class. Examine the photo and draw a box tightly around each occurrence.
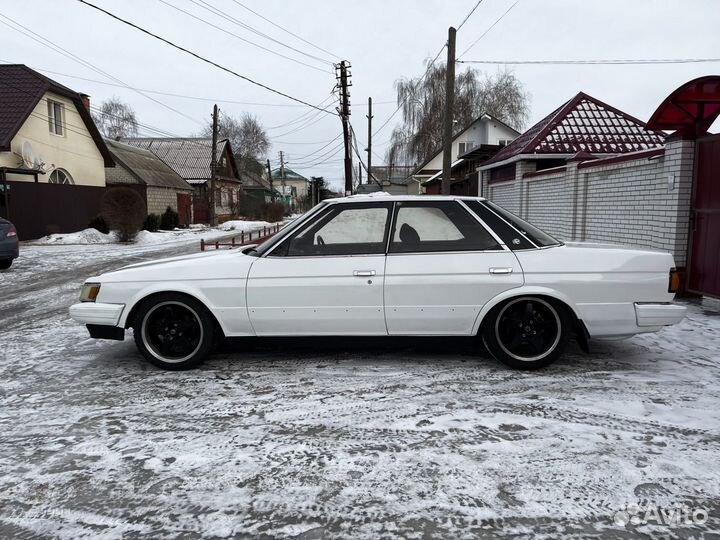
[358,162,362,185]
[278,150,287,202]
[266,159,275,202]
[209,103,218,226]
[366,97,373,185]
[336,60,353,196]
[442,27,456,196]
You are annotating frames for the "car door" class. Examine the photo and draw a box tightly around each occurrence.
[246,201,392,336]
[384,200,523,335]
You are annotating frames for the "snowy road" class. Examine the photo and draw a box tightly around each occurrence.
[1,240,719,539]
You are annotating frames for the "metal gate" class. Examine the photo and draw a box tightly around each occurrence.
[688,134,720,297]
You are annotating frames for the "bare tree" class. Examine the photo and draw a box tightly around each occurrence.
[92,97,139,139]
[387,63,529,167]
[203,112,269,174]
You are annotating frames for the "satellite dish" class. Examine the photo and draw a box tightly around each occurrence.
[21,141,34,168]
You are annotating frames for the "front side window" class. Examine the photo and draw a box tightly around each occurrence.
[48,168,73,185]
[274,203,391,257]
[389,201,501,254]
[47,100,64,136]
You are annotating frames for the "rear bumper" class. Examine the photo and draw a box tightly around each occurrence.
[635,302,687,327]
[69,302,125,326]
[0,238,18,259]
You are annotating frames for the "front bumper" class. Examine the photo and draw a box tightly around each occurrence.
[69,302,125,326]
[635,302,687,327]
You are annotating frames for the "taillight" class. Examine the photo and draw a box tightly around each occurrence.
[668,268,680,293]
[6,225,17,237]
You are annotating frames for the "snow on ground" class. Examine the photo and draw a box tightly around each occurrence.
[1,239,719,539]
[31,220,281,247]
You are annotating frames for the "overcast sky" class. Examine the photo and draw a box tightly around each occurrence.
[1,0,718,190]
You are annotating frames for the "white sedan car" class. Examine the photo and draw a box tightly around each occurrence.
[70,196,686,370]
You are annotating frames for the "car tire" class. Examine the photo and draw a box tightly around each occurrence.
[482,296,571,370]
[132,293,216,370]
[0,259,12,270]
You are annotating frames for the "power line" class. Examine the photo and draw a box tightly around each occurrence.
[157,0,330,74]
[0,60,397,109]
[288,140,345,166]
[0,60,331,108]
[189,0,334,66]
[228,0,340,60]
[75,0,336,114]
[266,93,336,130]
[457,0,485,31]
[0,13,205,127]
[287,135,344,162]
[458,58,720,65]
[458,0,522,59]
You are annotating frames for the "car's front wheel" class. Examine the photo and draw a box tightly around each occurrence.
[133,293,216,370]
[482,297,571,370]
[0,259,12,270]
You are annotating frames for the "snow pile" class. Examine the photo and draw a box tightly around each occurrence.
[33,228,116,245]
[219,220,276,232]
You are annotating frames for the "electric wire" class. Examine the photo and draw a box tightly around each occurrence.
[75,0,337,114]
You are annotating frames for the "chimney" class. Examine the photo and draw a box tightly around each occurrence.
[79,93,90,112]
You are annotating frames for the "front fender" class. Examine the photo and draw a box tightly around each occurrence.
[113,280,253,337]
[471,286,583,336]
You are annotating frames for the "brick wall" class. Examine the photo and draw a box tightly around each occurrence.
[481,138,695,266]
[146,186,180,216]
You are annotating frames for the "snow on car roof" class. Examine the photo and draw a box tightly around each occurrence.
[331,194,487,203]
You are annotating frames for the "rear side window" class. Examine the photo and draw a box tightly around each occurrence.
[389,201,501,254]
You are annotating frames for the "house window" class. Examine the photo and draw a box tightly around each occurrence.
[47,100,64,136]
[48,168,73,185]
[458,141,475,155]
[498,139,514,147]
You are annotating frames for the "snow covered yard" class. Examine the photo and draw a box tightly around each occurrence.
[1,237,719,539]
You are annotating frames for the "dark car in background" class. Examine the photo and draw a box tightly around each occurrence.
[0,217,18,269]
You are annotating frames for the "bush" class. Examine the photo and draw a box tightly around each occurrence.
[160,206,179,230]
[143,213,160,232]
[100,188,145,242]
[250,202,286,222]
[88,215,109,234]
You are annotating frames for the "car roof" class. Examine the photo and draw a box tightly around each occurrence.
[327,194,487,204]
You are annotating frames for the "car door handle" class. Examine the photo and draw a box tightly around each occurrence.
[353,270,376,277]
[489,267,513,275]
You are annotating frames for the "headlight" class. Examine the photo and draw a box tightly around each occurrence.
[80,282,101,302]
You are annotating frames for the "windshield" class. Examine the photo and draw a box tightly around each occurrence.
[483,201,561,248]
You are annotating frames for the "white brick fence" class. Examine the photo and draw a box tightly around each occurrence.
[481,138,695,266]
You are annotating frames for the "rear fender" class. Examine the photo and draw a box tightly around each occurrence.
[471,286,584,336]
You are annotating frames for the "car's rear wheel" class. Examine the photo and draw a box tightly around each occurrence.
[0,259,12,270]
[482,297,571,370]
[133,293,215,370]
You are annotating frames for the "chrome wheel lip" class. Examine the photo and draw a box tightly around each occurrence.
[495,297,561,362]
[141,301,203,364]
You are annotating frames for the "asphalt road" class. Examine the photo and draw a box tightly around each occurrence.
[1,240,719,539]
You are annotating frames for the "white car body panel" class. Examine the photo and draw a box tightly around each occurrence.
[69,196,687,345]
[246,255,387,335]
[384,251,523,335]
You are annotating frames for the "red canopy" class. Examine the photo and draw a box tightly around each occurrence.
[647,76,720,137]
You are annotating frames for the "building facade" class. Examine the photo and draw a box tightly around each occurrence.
[0,65,114,239]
